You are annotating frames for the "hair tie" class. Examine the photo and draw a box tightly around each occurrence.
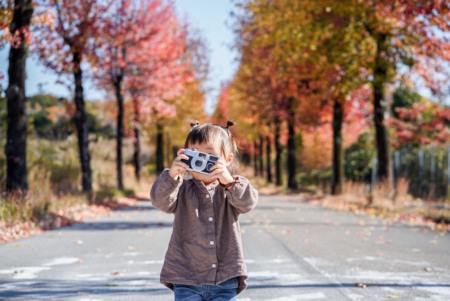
[190,120,200,128]
[225,120,235,129]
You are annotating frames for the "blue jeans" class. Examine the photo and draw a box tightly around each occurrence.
[173,277,239,301]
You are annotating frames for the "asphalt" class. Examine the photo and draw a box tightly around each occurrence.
[0,194,449,301]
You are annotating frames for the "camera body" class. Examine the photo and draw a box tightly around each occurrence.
[181,148,219,174]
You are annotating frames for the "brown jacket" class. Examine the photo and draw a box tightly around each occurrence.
[150,168,258,295]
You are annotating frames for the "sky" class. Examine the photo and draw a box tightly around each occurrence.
[0,0,237,115]
[175,0,238,114]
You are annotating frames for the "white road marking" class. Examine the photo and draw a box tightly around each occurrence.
[248,270,311,283]
[0,266,50,279]
[345,256,431,267]
[264,292,326,300]
[142,259,164,264]
[123,252,140,256]
[44,256,80,266]
[245,258,291,264]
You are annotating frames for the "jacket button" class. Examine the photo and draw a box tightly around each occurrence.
[210,240,215,245]
[206,194,210,198]
[208,217,213,222]
[212,263,216,268]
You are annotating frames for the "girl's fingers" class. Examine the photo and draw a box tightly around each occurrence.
[175,154,189,162]
[210,168,223,176]
[174,161,189,170]
[211,161,224,170]
[177,148,185,156]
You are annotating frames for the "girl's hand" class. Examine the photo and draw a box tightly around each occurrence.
[169,148,189,180]
[210,158,234,185]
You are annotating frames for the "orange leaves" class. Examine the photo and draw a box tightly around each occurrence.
[32,0,108,74]
[391,101,450,147]
[90,0,196,124]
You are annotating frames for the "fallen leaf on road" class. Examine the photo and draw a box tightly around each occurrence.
[356,282,367,288]
[387,294,401,299]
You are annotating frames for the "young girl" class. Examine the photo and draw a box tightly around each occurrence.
[150,121,258,301]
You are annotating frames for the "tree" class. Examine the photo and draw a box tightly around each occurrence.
[230,0,330,189]
[3,0,33,193]
[230,0,449,196]
[358,0,449,182]
[92,0,187,187]
[33,0,108,194]
[138,24,203,174]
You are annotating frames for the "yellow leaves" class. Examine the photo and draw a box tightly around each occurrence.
[0,6,13,29]
[387,294,401,299]
[32,10,55,28]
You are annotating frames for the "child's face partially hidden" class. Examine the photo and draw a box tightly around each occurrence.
[187,142,233,185]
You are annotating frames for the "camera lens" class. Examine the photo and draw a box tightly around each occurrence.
[206,162,214,172]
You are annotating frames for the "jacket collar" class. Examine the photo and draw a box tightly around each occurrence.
[191,177,220,191]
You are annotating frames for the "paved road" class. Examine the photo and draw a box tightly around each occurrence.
[0,194,449,301]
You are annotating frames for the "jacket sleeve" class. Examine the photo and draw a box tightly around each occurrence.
[150,168,183,213]
[224,175,258,214]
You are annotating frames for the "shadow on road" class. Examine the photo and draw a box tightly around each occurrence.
[116,205,156,212]
[0,277,169,300]
[247,282,450,289]
[2,277,449,300]
[59,221,172,231]
[239,220,420,229]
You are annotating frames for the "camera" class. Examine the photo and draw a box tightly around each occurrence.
[181,148,219,174]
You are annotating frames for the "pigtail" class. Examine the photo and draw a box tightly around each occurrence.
[190,120,200,128]
[224,120,236,144]
[225,120,235,129]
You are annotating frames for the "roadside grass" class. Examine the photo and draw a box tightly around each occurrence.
[242,166,450,232]
[0,137,154,243]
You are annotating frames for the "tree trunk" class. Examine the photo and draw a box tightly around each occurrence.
[258,135,264,177]
[172,146,178,161]
[5,0,33,193]
[113,76,124,190]
[165,133,172,167]
[72,51,92,194]
[156,121,164,173]
[253,140,258,177]
[331,98,344,195]
[132,96,141,181]
[241,150,251,165]
[274,117,282,186]
[266,135,272,183]
[373,33,390,181]
[287,98,298,189]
